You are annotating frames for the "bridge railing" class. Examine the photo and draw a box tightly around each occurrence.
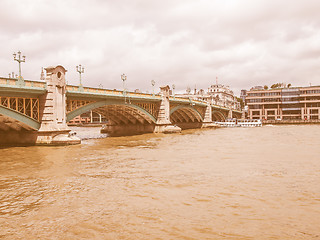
[66,85,162,99]
[126,92,161,99]
[0,77,46,89]
[65,85,241,111]
[66,85,123,95]
[170,96,208,106]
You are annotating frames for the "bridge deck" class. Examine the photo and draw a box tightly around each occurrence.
[0,78,242,114]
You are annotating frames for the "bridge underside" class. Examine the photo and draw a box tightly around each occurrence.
[0,114,36,131]
[95,105,157,136]
[212,111,227,121]
[67,101,211,135]
[67,101,244,136]
[0,115,38,146]
[66,102,158,136]
[95,105,155,125]
[170,107,203,130]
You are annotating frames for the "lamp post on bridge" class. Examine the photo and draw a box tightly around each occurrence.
[8,72,17,79]
[151,79,155,97]
[121,73,127,103]
[172,84,176,99]
[76,64,85,86]
[121,73,127,92]
[76,64,84,91]
[13,51,26,86]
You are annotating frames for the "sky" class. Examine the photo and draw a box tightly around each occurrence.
[1,0,320,95]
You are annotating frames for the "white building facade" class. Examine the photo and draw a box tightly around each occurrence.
[177,84,241,111]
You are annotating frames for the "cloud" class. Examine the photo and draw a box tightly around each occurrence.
[1,0,320,95]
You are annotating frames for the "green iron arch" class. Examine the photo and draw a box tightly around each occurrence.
[0,105,40,130]
[66,100,157,123]
[170,105,204,122]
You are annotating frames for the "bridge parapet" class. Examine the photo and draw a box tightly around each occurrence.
[169,96,207,106]
[66,85,123,96]
[66,85,162,100]
[0,77,46,89]
[0,77,47,98]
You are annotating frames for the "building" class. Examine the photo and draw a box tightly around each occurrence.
[240,89,247,103]
[240,89,248,118]
[250,86,264,91]
[246,85,320,120]
[207,84,240,110]
[176,83,241,111]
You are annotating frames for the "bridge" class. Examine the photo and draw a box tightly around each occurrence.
[0,65,241,145]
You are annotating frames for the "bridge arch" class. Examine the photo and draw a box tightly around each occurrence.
[170,105,204,123]
[212,110,226,121]
[0,105,40,130]
[66,100,157,124]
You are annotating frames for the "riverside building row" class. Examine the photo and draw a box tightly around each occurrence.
[177,83,241,111]
[245,86,320,120]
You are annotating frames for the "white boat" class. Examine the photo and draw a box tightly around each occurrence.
[215,119,262,127]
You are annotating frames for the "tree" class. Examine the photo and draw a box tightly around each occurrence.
[264,85,268,90]
[287,83,292,88]
[271,83,281,89]
[236,97,244,108]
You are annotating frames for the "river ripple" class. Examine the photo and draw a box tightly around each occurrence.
[1,125,320,239]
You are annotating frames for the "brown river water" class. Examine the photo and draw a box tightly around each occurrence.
[0,125,320,239]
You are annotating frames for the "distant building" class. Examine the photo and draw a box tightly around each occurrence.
[246,85,320,120]
[240,89,247,103]
[207,83,240,110]
[240,89,248,118]
[176,83,241,111]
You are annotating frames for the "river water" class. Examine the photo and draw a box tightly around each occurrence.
[0,125,320,239]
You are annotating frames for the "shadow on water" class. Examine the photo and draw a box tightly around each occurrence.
[0,143,36,149]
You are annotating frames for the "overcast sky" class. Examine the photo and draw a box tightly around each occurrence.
[1,0,320,95]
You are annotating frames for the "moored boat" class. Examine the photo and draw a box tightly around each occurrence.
[215,119,262,127]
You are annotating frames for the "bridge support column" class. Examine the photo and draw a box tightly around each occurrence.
[36,65,80,145]
[154,85,181,133]
[201,104,217,128]
[228,109,233,119]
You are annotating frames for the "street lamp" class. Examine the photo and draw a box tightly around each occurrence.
[186,86,191,94]
[121,73,127,91]
[13,51,26,82]
[121,73,127,103]
[76,64,84,86]
[172,84,176,98]
[151,79,155,96]
[8,72,17,79]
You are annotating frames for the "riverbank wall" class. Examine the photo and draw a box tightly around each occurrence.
[263,119,320,125]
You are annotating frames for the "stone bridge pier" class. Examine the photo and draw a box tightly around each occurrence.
[101,85,182,136]
[154,85,181,134]
[36,66,80,145]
